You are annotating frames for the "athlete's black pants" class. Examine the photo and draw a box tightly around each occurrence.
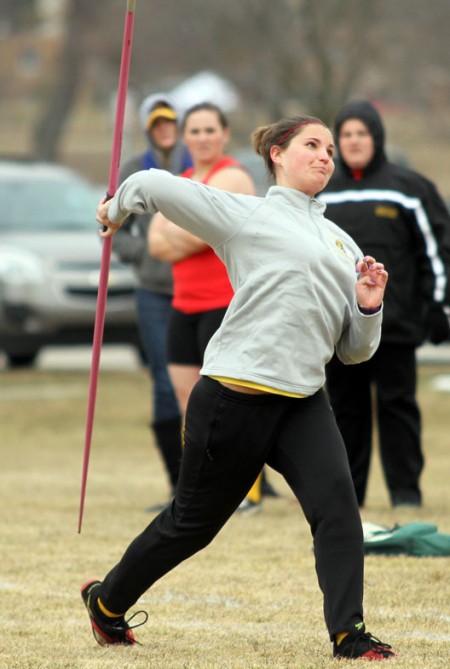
[100,377,364,639]
[326,342,423,507]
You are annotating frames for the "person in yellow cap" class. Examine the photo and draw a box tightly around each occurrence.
[137,95,191,171]
[113,94,193,511]
[135,93,193,178]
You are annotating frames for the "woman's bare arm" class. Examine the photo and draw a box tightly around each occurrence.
[148,212,207,262]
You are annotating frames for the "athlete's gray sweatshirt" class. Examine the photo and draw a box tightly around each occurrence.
[109,169,383,396]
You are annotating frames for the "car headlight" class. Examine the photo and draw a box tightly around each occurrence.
[0,246,46,285]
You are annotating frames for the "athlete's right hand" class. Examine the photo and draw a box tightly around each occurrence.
[96,197,123,238]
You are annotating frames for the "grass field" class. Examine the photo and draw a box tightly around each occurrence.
[1,359,449,668]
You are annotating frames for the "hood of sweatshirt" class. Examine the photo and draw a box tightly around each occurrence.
[139,92,180,130]
[334,99,387,177]
[138,92,181,152]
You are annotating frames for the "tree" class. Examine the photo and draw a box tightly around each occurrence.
[27,0,450,160]
[0,0,36,29]
[89,0,379,123]
[32,0,103,160]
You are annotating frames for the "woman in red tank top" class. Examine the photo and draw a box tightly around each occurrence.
[149,103,255,415]
[149,104,270,513]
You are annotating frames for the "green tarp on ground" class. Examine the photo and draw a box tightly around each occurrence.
[362,521,450,557]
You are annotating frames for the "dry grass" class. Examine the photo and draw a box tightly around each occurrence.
[1,361,449,668]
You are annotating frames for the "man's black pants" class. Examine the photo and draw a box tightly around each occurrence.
[326,342,423,507]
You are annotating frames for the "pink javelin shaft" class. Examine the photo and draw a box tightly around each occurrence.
[78,0,137,533]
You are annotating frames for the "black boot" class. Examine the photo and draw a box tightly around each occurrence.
[146,416,183,511]
[261,468,281,498]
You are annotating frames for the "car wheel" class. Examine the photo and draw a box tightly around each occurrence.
[6,351,39,368]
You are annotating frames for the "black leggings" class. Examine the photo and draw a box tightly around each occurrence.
[100,377,364,639]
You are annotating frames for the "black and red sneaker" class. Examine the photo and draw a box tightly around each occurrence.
[334,622,396,660]
[81,579,148,646]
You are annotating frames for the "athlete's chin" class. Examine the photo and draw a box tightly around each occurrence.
[313,173,331,193]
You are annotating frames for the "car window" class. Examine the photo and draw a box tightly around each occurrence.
[0,179,98,232]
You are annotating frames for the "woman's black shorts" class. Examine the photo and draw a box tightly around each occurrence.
[167,306,228,365]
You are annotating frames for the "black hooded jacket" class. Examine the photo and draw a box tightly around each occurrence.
[319,100,450,346]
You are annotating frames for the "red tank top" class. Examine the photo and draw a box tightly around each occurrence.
[172,157,241,314]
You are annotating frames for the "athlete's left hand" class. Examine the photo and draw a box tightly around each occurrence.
[355,255,388,310]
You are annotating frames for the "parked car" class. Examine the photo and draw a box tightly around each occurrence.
[0,160,139,367]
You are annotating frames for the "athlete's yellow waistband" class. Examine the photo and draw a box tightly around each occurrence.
[209,376,306,398]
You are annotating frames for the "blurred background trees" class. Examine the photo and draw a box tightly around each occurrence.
[0,0,449,192]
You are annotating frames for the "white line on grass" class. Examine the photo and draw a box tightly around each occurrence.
[0,581,26,591]
[0,384,86,401]
[429,374,450,392]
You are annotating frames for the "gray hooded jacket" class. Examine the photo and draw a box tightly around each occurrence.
[108,169,383,395]
[112,93,191,294]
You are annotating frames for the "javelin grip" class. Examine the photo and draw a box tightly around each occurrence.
[78,0,136,534]
[102,191,113,232]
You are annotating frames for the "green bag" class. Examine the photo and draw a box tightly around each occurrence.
[363,521,450,557]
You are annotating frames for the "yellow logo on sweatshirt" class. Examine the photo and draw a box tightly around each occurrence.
[335,239,347,255]
[375,205,398,219]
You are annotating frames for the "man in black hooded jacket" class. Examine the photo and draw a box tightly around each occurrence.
[319,99,450,508]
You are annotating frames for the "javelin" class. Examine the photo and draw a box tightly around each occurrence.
[78,0,137,533]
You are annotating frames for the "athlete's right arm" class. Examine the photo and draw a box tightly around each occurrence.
[107,169,253,247]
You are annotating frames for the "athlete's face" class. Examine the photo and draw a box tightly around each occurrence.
[270,124,335,196]
[338,119,375,170]
[183,110,230,166]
